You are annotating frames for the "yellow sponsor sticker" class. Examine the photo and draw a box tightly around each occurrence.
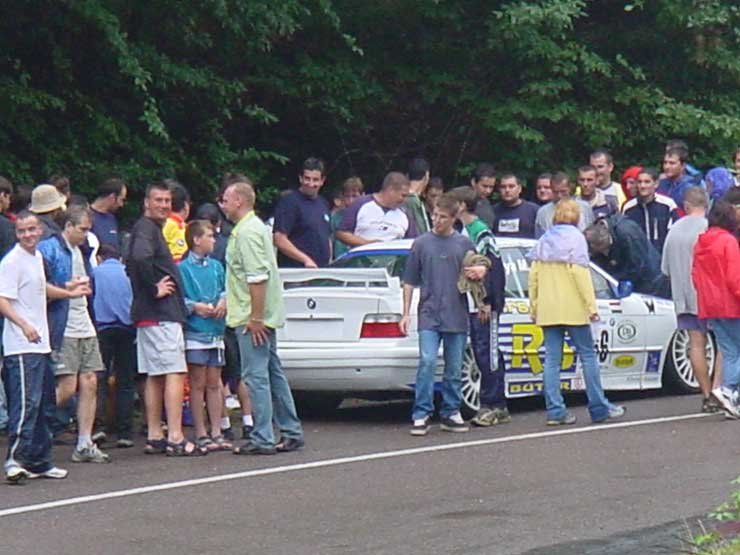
[613,355,635,368]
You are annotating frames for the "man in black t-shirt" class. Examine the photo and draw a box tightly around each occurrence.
[492,174,539,239]
[273,158,331,268]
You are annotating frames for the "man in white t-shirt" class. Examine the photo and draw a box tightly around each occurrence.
[335,172,417,247]
[0,212,90,483]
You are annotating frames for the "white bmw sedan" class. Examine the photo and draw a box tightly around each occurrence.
[277,238,712,416]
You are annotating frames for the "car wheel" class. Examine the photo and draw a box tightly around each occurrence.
[460,345,481,419]
[293,393,343,417]
[663,329,715,393]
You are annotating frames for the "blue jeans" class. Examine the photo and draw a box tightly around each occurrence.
[0,377,7,430]
[412,330,467,421]
[2,354,54,473]
[469,313,506,409]
[236,327,303,448]
[709,319,740,390]
[542,325,610,422]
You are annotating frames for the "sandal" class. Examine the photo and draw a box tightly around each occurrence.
[196,436,214,451]
[166,439,208,457]
[144,438,167,455]
[210,435,233,451]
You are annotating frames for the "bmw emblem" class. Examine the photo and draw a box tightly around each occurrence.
[307,298,317,310]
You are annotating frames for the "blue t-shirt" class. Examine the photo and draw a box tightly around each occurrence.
[403,231,475,333]
[91,208,119,247]
[273,190,331,267]
[492,201,539,238]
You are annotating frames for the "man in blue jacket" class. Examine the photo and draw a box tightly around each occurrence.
[39,206,109,463]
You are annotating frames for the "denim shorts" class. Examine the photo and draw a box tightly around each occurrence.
[677,313,708,332]
[186,347,225,367]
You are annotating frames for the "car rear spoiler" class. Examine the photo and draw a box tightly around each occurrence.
[279,268,401,291]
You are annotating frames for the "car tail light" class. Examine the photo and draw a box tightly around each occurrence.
[360,313,404,338]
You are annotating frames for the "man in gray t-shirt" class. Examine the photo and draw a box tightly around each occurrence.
[400,195,484,436]
[661,186,717,411]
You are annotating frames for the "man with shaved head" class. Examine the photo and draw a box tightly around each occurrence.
[221,179,304,455]
[335,171,417,248]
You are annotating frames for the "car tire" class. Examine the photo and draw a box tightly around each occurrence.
[293,393,343,417]
[460,345,481,419]
[663,329,715,394]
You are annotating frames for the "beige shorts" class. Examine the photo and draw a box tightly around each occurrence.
[57,336,104,376]
[137,322,187,376]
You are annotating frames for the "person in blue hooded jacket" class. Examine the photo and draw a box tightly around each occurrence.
[179,220,230,452]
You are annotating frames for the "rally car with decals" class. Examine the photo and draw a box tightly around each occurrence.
[277,238,711,416]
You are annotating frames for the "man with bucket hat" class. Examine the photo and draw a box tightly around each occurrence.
[30,184,67,240]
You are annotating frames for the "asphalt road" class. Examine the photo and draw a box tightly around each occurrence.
[0,392,738,555]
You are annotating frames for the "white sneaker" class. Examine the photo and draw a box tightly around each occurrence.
[225,395,241,411]
[72,443,111,463]
[5,464,30,484]
[711,388,740,419]
[410,416,431,436]
[28,466,69,480]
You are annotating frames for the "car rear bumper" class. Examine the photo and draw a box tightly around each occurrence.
[278,344,421,391]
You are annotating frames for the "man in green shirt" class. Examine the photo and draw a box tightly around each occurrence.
[221,180,304,455]
[403,157,431,234]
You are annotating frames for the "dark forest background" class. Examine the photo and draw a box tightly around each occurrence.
[2,0,739,218]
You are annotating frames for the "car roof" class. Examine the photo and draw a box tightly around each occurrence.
[347,236,536,254]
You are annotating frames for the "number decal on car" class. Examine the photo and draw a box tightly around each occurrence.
[509,323,574,373]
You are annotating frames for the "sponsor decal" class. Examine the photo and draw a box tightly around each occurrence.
[508,323,575,373]
[503,300,530,315]
[646,351,661,373]
[508,380,572,396]
[613,354,636,368]
[306,298,317,310]
[616,321,638,343]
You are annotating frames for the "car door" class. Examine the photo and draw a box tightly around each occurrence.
[580,266,649,392]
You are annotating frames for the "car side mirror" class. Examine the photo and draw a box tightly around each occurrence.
[614,280,633,299]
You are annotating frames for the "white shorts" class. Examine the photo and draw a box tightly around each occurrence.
[137,322,186,376]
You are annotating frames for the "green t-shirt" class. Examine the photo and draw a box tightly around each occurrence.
[225,211,285,329]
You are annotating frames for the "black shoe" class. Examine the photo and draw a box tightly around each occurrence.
[242,425,253,440]
[276,437,305,453]
[221,427,235,442]
[233,441,276,456]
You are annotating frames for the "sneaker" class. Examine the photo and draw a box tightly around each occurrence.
[547,412,577,426]
[28,466,68,480]
[711,388,740,419]
[702,397,721,414]
[72,444,111,463]
[409,416,431,436]
[471,407,494,427]
[276,437,305,452]
[221,427,235,442]
[5,464,29,484]
[492,407,512,424]
[242,425,253,440]
[116,438,134,449]
[91,431,107,445]
[440,413,470,433]
[608,405,626,419]
[225,395,241,411]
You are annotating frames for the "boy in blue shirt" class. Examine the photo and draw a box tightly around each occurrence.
[179,220,230,452]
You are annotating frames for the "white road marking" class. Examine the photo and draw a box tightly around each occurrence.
[0,412,712,518]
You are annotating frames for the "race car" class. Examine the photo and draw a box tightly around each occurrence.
[277,238,711,416]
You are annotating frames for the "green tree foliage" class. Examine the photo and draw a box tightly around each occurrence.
[1,0,739,209]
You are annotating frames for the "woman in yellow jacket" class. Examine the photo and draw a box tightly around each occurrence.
[529,199,625,425]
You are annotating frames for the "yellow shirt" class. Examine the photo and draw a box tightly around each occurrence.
[162,214,187,262]
[528,260,597,326]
